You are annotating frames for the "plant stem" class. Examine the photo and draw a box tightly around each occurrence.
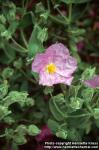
[55,7,69,23]
[19,69,37,84]
[11,37,28,52]
[92,93,99,108]
[50,94,65,118]
[51,33,67,41]
[50,0,68,24]
[59,123,67,129]
[86,102,94,115]
[68,3,72,29]
[0,134,6,138]
[47,0,50,12]
[67,113,91,118]
[49,14,66,25]
[20,30,28,48]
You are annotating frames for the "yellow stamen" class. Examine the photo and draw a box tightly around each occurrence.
[46,63,56,74]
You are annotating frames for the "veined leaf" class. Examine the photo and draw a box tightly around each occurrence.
[49,94,66,121]
[28,24,44,58]
[60,0,91,4]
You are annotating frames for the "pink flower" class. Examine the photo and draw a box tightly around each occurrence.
[77,41,85,52]
[93,21,99,30]
[84,75,99,88]
[32,43,77,86]
[89,10,96,18]
[35,125,53,142]
[35,125,55,150]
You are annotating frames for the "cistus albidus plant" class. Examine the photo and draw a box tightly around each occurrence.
[0,0,99,150]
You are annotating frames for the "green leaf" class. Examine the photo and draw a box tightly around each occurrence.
[60,0,91,4]
[0,105,11,120]
[27,125,41,136]
[14,134,27,145]
[67,128,82,141]
[33,112,43,120]
[0,14,6,24]
[48,119,68,139]
[37,27,48,43]
[25,98,35,107]
[81,67,96,81]
[28,24,44,58]
[67,110,90,129]
[19,12,35,29]
[3,116,15,124]
[13,58,23,69]
[5,128,14,140]
[2,42,16,64]
[0,24,6,34]
[93,108,99,119]
[95,119,99,128]
[12,142,19,150]
[3,91,32,107]
[3,1,16,22]
[81,88,94,102]
[2,67,14,79]
[31,71,39,81]
[49,94,66,121]
[47,119,60,133]
[85,121,92,134]
[69,85,81,97]
[44,87,54,95]
[70,97,83,110]
[56,129,68,139]
[69,41,78,53]
[53,94,65,103]
[3,91,27,107]
[1,21,18,40]
[7,21,19,39]
[0,81,8,99]
[12,125,27,145]
[15,125,27,135]
[40,11,49,20]
[35,2,45,13]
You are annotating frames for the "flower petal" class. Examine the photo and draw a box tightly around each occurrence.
[32,51,55,73]
[46,43,69,58]
[35,125,52,142]
[32,53,46,73]
[55,55,77,77]
[84,75,99,88]
[39,71,73,86]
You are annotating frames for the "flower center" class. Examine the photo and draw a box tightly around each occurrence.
[46,63,56,74]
